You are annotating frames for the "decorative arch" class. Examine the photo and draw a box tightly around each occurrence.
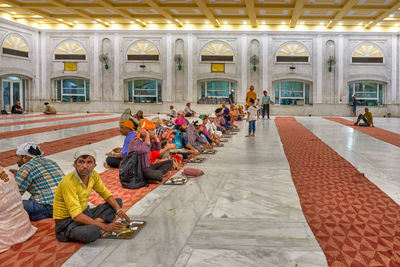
[127,40,160,61]
[351,42,383,63]
[54,40,87,60]
[200,40,234,62]
[2,33,29,58]
[276,41,310,63]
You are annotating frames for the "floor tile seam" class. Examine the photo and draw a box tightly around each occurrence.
[0,114,115,127]
[0,117,120,139]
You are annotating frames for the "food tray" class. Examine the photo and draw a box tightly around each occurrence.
[164,176,188,185]
[101,220,146,239]
[189,157,205,163]
[216,143,224,147]
[220,139,228,142]
[201,149,216,154]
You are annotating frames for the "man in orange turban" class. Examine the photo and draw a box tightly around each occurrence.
[104,120,137,169]
[128,119,173,181]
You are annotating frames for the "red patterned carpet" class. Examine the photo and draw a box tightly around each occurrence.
[0,117,119,139]
[0,113,110,127]
[275,117,400,266]
[0,128,120,167]
[324,117,400,148]
[0,168,176,267]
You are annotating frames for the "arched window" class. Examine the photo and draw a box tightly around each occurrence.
[351,43,383,63]
[2,34,29,58]
[276,42,309,63]
[54,40,86,60]
[127,40,159,61]
[200,41,234,62]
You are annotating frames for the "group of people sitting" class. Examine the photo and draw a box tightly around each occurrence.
[0,103,244,252]
[8,101,57,115]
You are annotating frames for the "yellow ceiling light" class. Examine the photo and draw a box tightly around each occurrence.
[243,20,247,25]
[338,22,343,25]
[262,21,266,25]
[223,21,228,24]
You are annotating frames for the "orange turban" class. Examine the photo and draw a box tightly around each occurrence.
[139,119,155,130]
[120,120,135,131]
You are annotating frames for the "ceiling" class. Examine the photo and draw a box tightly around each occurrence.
[0,0,400,30]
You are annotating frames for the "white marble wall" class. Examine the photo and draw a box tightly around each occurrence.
[0,18,399,116]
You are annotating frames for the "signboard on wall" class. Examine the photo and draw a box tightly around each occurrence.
[211,63,225,73]
[64,62,77,71]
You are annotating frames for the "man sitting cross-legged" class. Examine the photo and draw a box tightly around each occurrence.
[53,150,130,243]
[10,142,64,221]
[104,120,137,169]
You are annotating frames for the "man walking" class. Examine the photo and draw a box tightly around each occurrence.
[261,90,272,119]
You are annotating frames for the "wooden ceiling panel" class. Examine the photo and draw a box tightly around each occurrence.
[0,0,399,28]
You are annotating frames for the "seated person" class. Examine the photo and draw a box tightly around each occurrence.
[0,166,36,253]
[151,117,166,137]
[172,118,200,157]
[354,107,374,127]
[206,113,223,139]
[161,114,175,128]
[104,120,137,168]
[150,139,181,170]
[184,102,196,117]
[128,120,174,182]
[11,101,23,114]
[10,142,64,221]
[214,108,230,134]
[199,115,220,146]
[53,150,129,243]
[133,110,144,121]
[168,105,177,118]
[120,108,139,129]
[185,118,211,152]
[43,102,56,114]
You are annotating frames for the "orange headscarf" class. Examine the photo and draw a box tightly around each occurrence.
[137,119,155,138]
[120,120,135,131]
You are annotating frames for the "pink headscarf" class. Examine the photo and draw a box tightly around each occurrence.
[175,118,187,126]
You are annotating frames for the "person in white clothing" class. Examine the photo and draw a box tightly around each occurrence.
[246,98,258,137]
[206,113,223,138]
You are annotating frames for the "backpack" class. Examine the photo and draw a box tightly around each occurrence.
[1,110,8,115]
[119,151,148,189]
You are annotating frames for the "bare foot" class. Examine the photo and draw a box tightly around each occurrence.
[245,135,251,137]
[251,134,255,137]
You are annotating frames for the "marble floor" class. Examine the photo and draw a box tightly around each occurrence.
[2,114,399,266]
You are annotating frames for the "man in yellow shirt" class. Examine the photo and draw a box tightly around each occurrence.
[354,107,374,127]
[43,102,57,114]
[53,150,130,243]
[246,85,257,110]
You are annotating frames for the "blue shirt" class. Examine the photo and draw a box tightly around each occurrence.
[121,131,137,157]
[172,129,187,149]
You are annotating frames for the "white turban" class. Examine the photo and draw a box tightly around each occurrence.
[74,149,96,161]
[16,142,42,157]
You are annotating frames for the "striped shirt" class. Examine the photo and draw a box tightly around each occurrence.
[15,156,64,206]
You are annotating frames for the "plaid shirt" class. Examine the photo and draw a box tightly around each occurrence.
[15,156,64,205]
[156,125,166,137]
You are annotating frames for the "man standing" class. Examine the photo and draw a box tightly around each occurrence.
[246,85,257,110]
[351,94,357,117]
[261,90,272,119]
[11,101,23,114]
[228,90,235,105]
[43,102,57,115]
[10,142,64,221]
[53,150,129,243]
[354,107,374,127]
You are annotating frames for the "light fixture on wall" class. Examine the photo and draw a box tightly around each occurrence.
[174,54,183,70]
[327,56,336,72]
[100,53,109,70]
[250,55,259,71]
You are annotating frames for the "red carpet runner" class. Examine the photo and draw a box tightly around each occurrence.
[0,117,119,139]
[0,113,111,127]
[0,168,177,267]
[324,117,400,148]
[0,113,71,120]
[275,117,400,266]
[0,128,120,167]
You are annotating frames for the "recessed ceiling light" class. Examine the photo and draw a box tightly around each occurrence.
[224,21,228,24]
[148,20,152,23]
[390,14,394,17]
[167,20,171,24]
[377,22,381,26]
[395,23,399,27]
[300,21,304,25]
[10,11,16,14]
[185,20,189,23]
[110,21,115,23]
[338,22,343,25]
[243,20,247,24]
[320,21,324,25]
[205,20,209,24]
[92,21,97,23]
[281,21,285,25]
[358,22,363,26]
[39,21,44,23]
[74,21,79,23]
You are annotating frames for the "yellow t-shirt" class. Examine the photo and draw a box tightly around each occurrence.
[246,91,257,107]
[53,170,112,219]
[363,111,373,125]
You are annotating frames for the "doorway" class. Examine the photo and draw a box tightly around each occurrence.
[1,77,24,112]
